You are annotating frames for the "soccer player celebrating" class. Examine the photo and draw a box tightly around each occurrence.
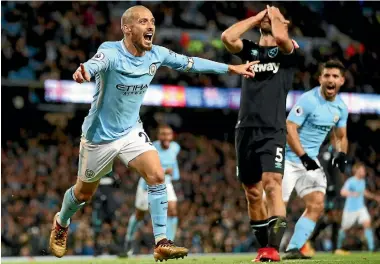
[221,5,299,262]
[49,5,258,261]
[122,125,181,257]
[282,60,349,259]
[335,162,380,255]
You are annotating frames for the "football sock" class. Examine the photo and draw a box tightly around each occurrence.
[309,217,328,242]
[365,228,375,251]
[286,217,315,251]
[250,219,269,247]
[125,213,143,243]
[337,229,346,249]
[269,216,287,251]
[148,183,168,244]
[58,186,85,227]
[167,216,178,241]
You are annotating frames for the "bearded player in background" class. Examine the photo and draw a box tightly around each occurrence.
[282,60,349,259]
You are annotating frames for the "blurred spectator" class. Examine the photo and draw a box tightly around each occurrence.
[1,1,379,93]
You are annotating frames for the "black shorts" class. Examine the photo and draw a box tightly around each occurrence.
[235,127,286,185]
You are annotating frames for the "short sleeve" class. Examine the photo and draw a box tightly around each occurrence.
[287,92,316,126]
[234,39,257,62]
[336,104,348,128]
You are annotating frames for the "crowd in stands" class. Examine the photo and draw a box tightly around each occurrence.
[2,111,380,256]
[2,1,379,93]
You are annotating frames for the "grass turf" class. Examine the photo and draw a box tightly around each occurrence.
[3,252,380,264]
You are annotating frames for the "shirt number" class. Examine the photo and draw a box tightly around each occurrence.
[139,132,153,145]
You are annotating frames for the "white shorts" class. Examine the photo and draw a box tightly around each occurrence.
[282,160,327,202]
[341,207,371,229]
[135,181,178,211]
[78,122,156,182]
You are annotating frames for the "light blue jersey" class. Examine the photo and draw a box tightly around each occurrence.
[342,176,366,211]
[285,87,348,163]
[138,140,181,190]
[82,40,229,143]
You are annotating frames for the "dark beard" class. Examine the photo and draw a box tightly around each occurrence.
[261,27,272,35]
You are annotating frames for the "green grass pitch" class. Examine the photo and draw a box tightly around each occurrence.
[3,252,380,264]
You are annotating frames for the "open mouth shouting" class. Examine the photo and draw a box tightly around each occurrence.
[143,32,154,44]
[325,83,336,96]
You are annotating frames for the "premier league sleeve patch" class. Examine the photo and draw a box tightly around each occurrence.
[92,52,105,61]
[295,105,303,116]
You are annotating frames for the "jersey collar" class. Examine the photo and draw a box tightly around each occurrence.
[119,39,146,60]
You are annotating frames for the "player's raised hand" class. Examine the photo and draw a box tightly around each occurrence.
[228,61,259,78]
[266,5,290,25]
[73,63,91,83]
[254,9,268,23]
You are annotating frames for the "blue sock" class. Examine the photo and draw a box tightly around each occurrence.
[365,228,375,251]
[148,183,168,244]
[167,217,178,241]
[287,217,316,251]
[337,229,346,249]
[125,213,143,242]
[58,186,85,227]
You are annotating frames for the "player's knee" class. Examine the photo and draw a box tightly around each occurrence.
[306,200,324,216]
[262,176,281,198]
[145,167,165,185]
[362,220,371,228]
[244,184,263,205]
[75,191,95,203]
[168,204,177,216]
[73,184,97,203]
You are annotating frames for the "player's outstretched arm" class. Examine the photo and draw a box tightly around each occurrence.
[160,47,259,77]
[221,9,267,54]
[267,5,294,54]
[73,49,118,83]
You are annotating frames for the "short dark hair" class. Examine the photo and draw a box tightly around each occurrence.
[320,59,346,76]
[352,161,365,174]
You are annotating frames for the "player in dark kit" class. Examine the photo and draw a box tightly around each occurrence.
[222,5,299,262]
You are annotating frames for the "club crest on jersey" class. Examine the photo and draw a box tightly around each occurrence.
[268,47,279,58]
[334,115,339,123]
[295,106,303,116]
[251,49,258,57]
[149,63,157,76]
[92,52,105,61]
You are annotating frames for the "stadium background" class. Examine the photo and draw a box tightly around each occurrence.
[2,1,380,257]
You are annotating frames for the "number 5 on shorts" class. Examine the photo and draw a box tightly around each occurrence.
[274,147,284,170]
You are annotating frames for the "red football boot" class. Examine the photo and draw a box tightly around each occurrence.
[252,247,281,262]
